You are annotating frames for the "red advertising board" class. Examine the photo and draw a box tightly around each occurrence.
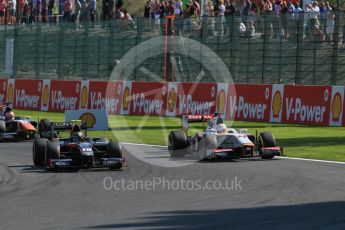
[48,80,81,112]
[176,83,217,116]
[0,79,7,105]
[13,79,42,110]
[281,85,331,125]
[130,81,167,115]
[227,84,271,122]
[88,81,123,114]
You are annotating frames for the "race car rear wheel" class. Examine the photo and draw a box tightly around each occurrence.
[168,131,188,157]
[258,132,276,159]
[107,141,122,158]
[44,141,60,170]
[39,118,51,132]
[0,120,5,133]
[33,138,47,166]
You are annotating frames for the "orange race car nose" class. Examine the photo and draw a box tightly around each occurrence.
[20,122,36,132]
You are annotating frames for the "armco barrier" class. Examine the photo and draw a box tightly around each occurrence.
[1,79,344,127]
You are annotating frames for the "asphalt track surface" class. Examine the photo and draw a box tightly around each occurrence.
[0,142,345,230]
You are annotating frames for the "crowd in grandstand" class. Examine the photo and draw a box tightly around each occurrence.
[0,0,344,45]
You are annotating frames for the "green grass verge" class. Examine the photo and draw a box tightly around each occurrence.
[15,110,345,162]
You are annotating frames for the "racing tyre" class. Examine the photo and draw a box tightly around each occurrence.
[39,118,51,132]
[0,120,5,133]
[258,132,276,159]
[107,141,122,158]
[33,138,47,166]
[44,141,60,170]
[39,118,52,139]
[168,131,188,157]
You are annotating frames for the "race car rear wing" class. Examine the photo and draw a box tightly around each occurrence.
[51,120,87,131]
[46,120,88,140]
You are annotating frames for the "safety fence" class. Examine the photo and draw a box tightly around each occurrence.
[0,13,345,85]
[0,78,344,126]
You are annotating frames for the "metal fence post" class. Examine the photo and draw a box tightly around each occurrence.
[331,10,341,85]
[295,12,304,84]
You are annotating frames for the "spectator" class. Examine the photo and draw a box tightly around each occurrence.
[123,8,135,29]
[0,0,6,25]
[183,2,193,31]
[8,0,16,24]
[261,0,273,39]
[224,0,235,36]
[248,20,255,37]
[114,5,123,19]
[41,0,47,23]
[216,0,226,36]
[103,0,115,20]
[273,0,282,38]
[286,0,295,38]
[47,0,54,24]
[87,0,97,22]
[35,0,42,23]
[174,0,182,18]
[319,2,332,32]
[159,0,165,19]
[326,13,334,43]
[237,18,246,37]
[75,0,81,28]
[21,0,29,24]
[144,0,150,18]
[52,0,59,24]
[166,0,174,16]
[153,0,161,33]
[204,0,215,35]
[306,1,322,41]
[63,0,72,22]
[224,0,235,16]
[241,0,252,31]
[192,0,199,16]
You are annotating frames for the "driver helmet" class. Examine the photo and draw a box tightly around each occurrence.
[71,124,83,141]
[5,111,14,121]
[216,123,227,134]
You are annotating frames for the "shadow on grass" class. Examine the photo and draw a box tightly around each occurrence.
[277,136,345,147]
[110,126,182,131]
[85,201,345,229]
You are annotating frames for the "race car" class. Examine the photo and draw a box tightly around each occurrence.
[0,104,37,141]
[168,115,283,160]
[33,119,125,171]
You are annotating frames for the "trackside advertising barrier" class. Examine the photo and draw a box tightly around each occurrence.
[13,79,42,110]
[87,81,122,114]
[227,84,271,122]
[2,78,345,127]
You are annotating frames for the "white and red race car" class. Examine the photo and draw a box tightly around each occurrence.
[168,115,283,160]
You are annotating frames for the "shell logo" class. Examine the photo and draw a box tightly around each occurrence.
[80,85,88,109]
[168,88,176,112]
[6,83,14,104]
[80,113,96,128]
[217,89,226,113]
[331,92,342,122]
[42,84,49,107]
[272,91,282,118]
[122,87,130,110]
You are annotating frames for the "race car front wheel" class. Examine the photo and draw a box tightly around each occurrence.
[33,138,47,166]
[258,132,276,159]
[168,131,188,158]
[107,141,122,158]
[44,141,61,170]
